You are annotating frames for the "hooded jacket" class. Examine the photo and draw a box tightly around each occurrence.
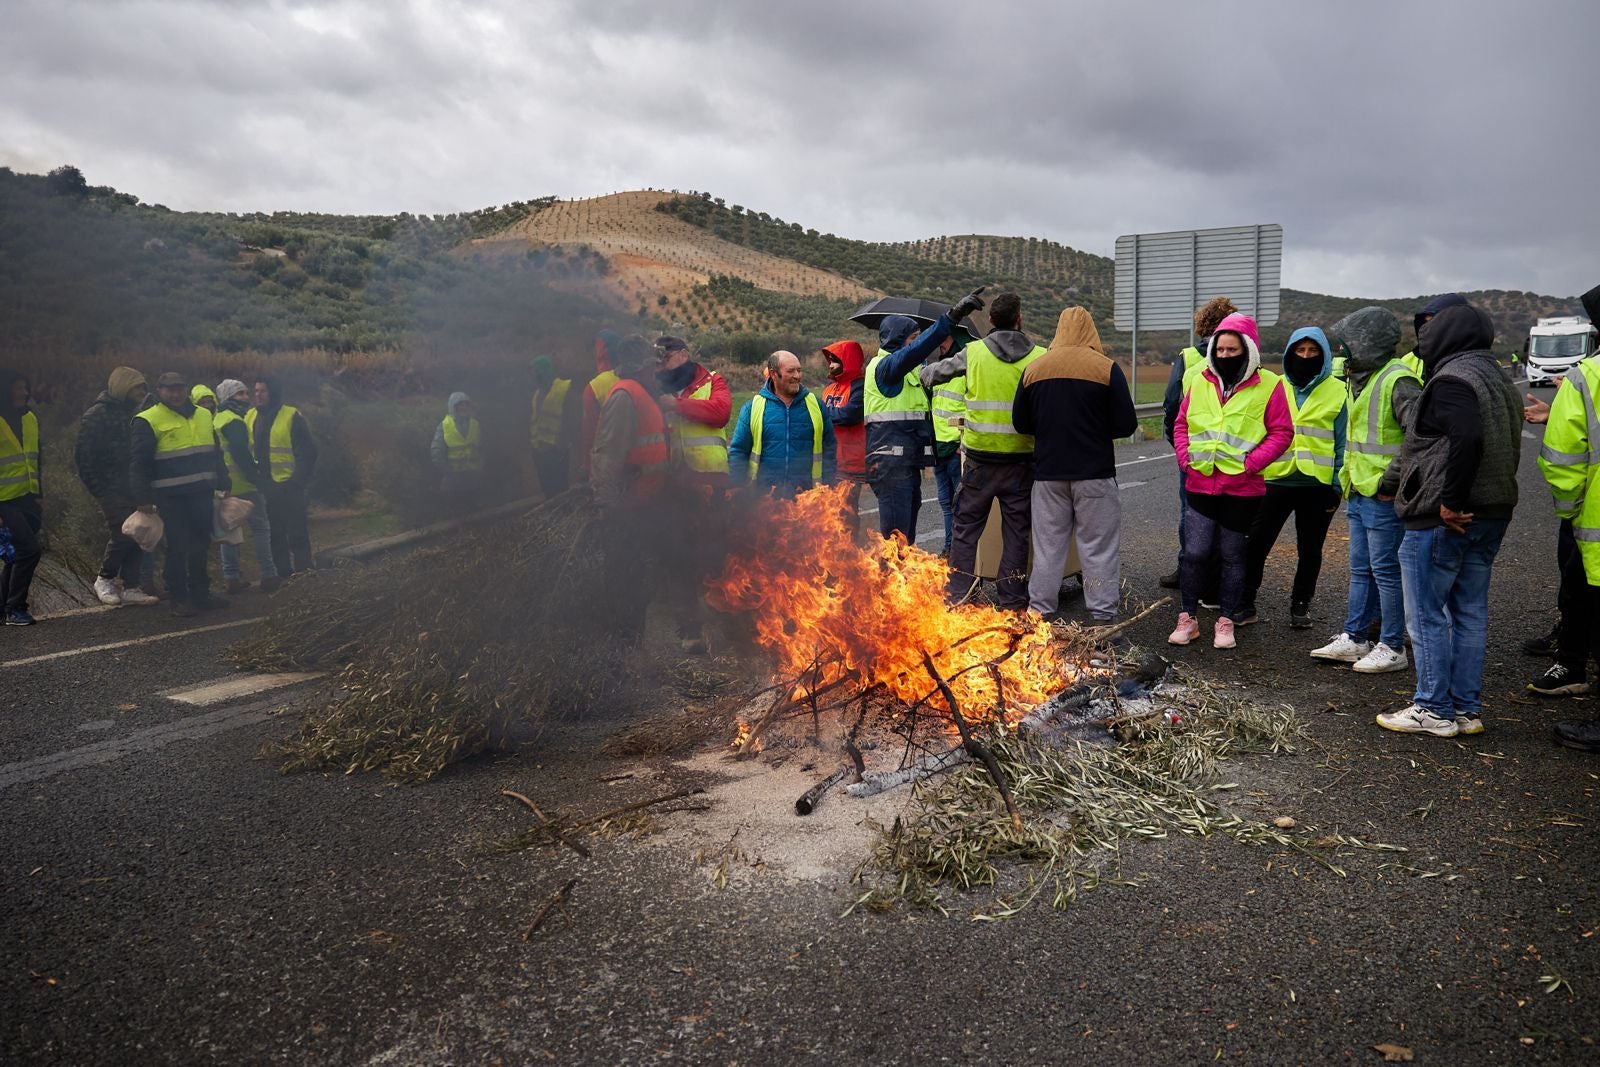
[250,378,318,488]
[1335,307,1423,499]
[919,323,1043,464]
[0,369,39,496]
[1173,313,1294,497]
[215,393,265,491]
[727,381,837,496]
[1013,308,1138,481]
[1269,326,1348,488]
[75,368,147,499]
[431,392,480,472]
[820,340,866,479]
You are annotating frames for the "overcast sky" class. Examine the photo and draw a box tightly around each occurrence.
[3,0,1596,298]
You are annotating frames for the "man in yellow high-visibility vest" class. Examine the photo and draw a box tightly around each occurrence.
[529,356,575,498]
[432,391,484,512]
[248,377,318,577]
[0,369,44,625]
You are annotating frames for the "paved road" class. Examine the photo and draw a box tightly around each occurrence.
[5,405,1598,1063]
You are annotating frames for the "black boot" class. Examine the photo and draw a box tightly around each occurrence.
[1522,620,1562,658]
[1553,719,1600,753]
[1159,569,1181,589]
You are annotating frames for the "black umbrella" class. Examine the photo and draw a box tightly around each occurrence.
[849,296,987,346]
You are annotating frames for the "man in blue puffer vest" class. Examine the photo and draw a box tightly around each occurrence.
[728,350,836,498]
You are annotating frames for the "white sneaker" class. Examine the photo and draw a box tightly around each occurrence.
[1457,715,1485,736]
[1376,705,1459,737]
[1310,632,1371,663]
[93,576,123,606]
[1353,642,1409,674]
[119,588,160,606]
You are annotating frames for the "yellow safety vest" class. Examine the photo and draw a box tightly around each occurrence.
[930,374,966,446]
[1538,359,1600,583]
[1179,347,1207,393]
[1341,360,1420,497]
[0,411,41,501]
[245,405,301,483]
[213,408,257,494]
[1398,351,1424,377]
[588,370,619,404]
[863,352,932,466]
[441,416,482,473]
[961,338,1045,454]
[668,373,730,475]
[531,379,571,448]
[1184,369,1283,476]
[748,392,823,483]
[136,404,217,492]
[1262,375,1347,484]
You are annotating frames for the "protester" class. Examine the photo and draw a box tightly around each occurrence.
[248,376,317,578]
[728,351,835,497]
[820,340,868,519]
[190,384,217,413]
[1160,297,1239,589]
[213,379,279,595]
[132,371,228,618]
[1398,293,1469,377]
[865,307,963,542]
[431,392,484,511]
[1376,302,1521,737]
[1013,307,1138,621]
[922,292,1044,609]
[591,336,669,510]
[529,356,573,498]
[73,367,160,607]
[1169,314,1293,649]
[579,329,623,476]
[927,364,966,558]
[1309,308,1420,672]
[1239,327,1349,629]
[655,336,731,485]
[0,369,44,625]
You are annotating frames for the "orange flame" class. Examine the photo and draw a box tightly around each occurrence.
[708,484,1072,723]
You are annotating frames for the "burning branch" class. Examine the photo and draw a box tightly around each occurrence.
[920,651,1024,832]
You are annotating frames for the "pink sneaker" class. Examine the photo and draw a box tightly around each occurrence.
[1214,617,1237,649]
[1168,612,1201,646]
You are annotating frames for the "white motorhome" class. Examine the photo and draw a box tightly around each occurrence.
[1526,316,1597,386]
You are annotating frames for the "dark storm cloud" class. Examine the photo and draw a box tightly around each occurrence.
[2,0,1596,296]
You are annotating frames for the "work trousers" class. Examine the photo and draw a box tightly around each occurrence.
[95,496,143,585]
[1400,520,1509,720]
[1181,492,1261,619]
[947,457,1033,609]
[1242,482,1340,611]
[0,495,43,613]
[219,491,277,581]
[932,452,962,557]
[158,491,214,605]
[1028,477,1120,619]
[1554,519,1579,649]
[871,466,923,543]
[533,444,569,499]
[261,482,312,575]
[1555,524,1600,673]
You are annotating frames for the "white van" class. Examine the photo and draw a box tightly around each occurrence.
[1526,316,1597,386]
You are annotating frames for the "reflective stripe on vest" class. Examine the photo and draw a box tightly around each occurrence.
[531,379,571,448]
[137,404,217,491]
[863,352,932,464]
[1538,360,1600,583]
[213,409,257,494]
[0,411,41,500]
[1342,360,1419,497]
[1262,375,1347,484]
[961,339,1044,454]
[748,392,823,483]
[1185,369,1281,475]
[441,417,482,472]
[931,377,966,446]
[245,405,301,483]
[668,373,730,475]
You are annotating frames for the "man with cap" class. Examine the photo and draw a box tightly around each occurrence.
[131,371,229,617]
[214,379,278,594]
[248,376,318,577]
[74,366,160,607]
[529,356,574,498]
[654,335,731,486]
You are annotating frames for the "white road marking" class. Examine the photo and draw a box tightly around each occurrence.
[37,604,118,621]
[1120,481,1147,490]
[161,671,324,707]
[0,696,283,790]
[1115,452,1176,468]
[0,617,263,670]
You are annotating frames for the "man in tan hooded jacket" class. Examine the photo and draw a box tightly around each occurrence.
[1013,308,1140,620]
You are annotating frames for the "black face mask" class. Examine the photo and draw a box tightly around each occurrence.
[1286,352,1322,386]
[1213,355,1248,387]
[657,362,696,393]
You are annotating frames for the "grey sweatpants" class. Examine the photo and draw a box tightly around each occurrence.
[1028,477,1121,619]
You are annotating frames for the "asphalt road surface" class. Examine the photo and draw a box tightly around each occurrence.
[5,397,1598,1064]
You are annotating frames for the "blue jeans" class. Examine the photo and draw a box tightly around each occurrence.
[871,466,923,542]
[932,452,962,555]
[220,491,278,581]
[1341,493,1406,648]
[1399,520,1510,720]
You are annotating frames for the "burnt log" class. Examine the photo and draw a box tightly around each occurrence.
[794,766,852,815]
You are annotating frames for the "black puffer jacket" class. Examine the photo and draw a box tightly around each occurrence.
[75,391,139,499]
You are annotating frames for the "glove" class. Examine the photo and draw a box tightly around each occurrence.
[947,287,986,322]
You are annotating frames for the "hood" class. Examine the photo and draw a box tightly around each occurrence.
[1330,306,1401,374]
[257,376,283,408]
[822,340,864,380]
[983,329,1036,363]
[107,366,146,402]
[190,383,217,407]
[595,329,621,373]
[878,315,920,351]
[1281,327,1333,390]
[531,355,555,386]
[1414,293,1469,337]
[1045,307,1102,355]
[1418,302,1495,371]
[1581,283,1600,328]
[1204,312,1263,392]
[447,391,471,416]
[0,368,30,417]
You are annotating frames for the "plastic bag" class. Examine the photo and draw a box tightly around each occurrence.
[121,509,165,552]
[213,497,251,544]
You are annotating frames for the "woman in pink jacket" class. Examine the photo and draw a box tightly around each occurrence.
[1169,313,1293,649]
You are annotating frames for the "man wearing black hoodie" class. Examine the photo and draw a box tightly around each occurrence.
[1376,303,1521,738]
[248,377,318,577]
[0,370,44,625]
